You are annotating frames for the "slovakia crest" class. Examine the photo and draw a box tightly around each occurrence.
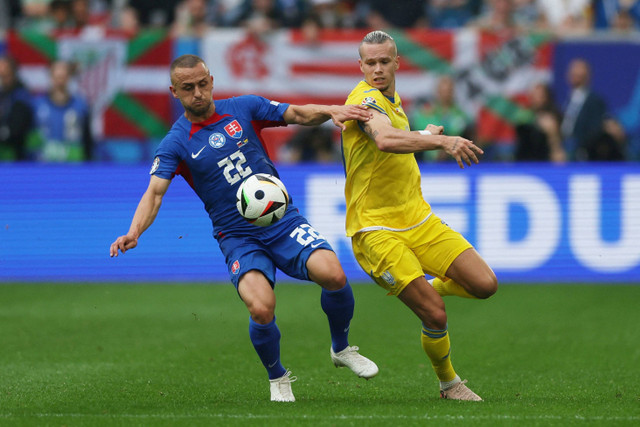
[224,120,243,139]
[231,260,240,274]
[209,133,226,149]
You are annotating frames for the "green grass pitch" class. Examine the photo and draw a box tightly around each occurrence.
[1,283,639,426]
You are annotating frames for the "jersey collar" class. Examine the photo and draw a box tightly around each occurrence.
[188,111,230,139]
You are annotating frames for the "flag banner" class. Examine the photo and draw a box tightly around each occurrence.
[12,29,640,158]
[9,28,553,151]
[203,28,554,145]
[8,29,173,140]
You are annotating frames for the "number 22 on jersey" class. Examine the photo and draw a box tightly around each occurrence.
[218,149,252,185]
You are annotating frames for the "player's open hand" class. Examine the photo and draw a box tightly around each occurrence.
[443,136,483,169]
[110,234,138,257]
[330,105,373,131]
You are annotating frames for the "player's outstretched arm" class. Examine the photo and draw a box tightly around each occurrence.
[283,104,372,130]
[110,175,171,257]
[362,111,483,168]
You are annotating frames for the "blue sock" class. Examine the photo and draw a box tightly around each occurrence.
[249,317,286,380]
[321,281,354,353]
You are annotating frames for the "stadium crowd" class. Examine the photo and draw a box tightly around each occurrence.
[0,0,637,162]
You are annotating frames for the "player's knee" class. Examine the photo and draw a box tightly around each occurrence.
[423,307,448,330]
[319,270,347,291]
[473,272,498,299]
[248,303,275,324]
[250,308,275,325]
[415,299,447,330]
[308,250,347,291]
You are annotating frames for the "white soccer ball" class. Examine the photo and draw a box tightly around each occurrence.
[236,173,289,227]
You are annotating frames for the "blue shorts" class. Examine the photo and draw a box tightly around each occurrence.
[217,212,333,288]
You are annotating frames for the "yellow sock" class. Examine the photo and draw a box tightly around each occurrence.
[421,324,457,382]
[430,277,477,299]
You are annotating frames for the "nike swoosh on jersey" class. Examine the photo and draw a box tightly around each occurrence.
[310,240,325,249]
[191,146,206,159]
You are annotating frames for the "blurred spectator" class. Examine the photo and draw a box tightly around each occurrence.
[70,0,91,29]
[20,0,51,21]
[234,0,283,34]
[586,117,627,161]
[536,0,592,35]
[511,0,546,29]
[593,0,640,32]
[17,0,55,31]
[129,0,180,28]
[0,0,22,32]
[515,82,566,162]
[30,60,93,162]
[362,0,428,29]
[0,0,8,32]
[410,75,474,162]
[309,0,347,29]
[340,0,368,28]
[471,0,519,32]
[279,0,309,27]
[611,8,639,32]
[116,5,141,36]
[231,0,305,31]
[300,0,351,45]
[300,13,323,46]
[215,0,247,26]
[279,123,339,163]
[560,58,625,161]
[427,0,482,29]
[48,0,74,32]
[172,0,214,38]
[30,0,112,35]
[0,55,34,161]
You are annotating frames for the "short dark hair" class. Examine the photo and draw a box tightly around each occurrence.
[170,55,209,85]
[359,30,396,58]
[170,54,208,74]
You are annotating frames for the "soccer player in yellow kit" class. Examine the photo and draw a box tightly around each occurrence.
[342,30,498,401]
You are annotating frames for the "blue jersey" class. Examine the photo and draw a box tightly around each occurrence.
[151,95,296,237]
[31,93,91,161]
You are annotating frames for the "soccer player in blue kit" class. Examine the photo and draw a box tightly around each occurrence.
[109,54,378,402]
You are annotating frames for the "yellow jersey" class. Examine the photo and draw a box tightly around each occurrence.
[342,80,431,236]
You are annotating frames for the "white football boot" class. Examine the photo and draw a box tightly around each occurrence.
[440,379,483,401]
[269,370,297,402]
[330,346,379,379]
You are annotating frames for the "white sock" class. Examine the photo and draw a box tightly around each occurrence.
[440,375,461,390]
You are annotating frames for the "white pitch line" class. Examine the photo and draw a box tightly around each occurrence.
[1,413,639,422]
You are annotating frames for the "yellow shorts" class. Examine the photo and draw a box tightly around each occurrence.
[351,214,472,296]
